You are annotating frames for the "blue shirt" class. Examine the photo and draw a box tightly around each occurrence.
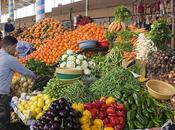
[0,49,35,95]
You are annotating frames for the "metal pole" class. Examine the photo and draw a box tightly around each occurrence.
[0,0,1,27]
[172,0,175,49]
[35,0,45,23]
[8,0,15,23]
[85,0,88,16]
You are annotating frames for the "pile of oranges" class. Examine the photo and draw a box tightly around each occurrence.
[20,23,106,64]
[18,18,65,48]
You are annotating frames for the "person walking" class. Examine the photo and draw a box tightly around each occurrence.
[4,18,15,35]
[0,36,35,130]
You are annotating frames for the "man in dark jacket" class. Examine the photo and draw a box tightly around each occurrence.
[4,18,15,35]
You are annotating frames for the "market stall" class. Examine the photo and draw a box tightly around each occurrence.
[10,5,175,130]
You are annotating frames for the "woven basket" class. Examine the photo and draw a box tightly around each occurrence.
[146,80,175,100]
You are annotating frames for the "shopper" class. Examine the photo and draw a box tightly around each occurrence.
[0,36,35,130]
[0,31,3,48]
[4,18,15,35]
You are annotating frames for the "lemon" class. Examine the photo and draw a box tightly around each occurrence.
[43,105,49,111]
[37,101,45,108]
[45,99,52,105]
[43,94,50,100]
[36,112,43,120]
[35,107,42,114]
[30,96,38,101]
[37,94,43,98]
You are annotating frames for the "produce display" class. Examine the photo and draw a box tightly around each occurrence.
[20,23,105,64]
[61,81,93,103]
[108,6,130,32]
[12,75,34,97]
[57,50,95,75]
[146,50,175,76]
[26,59,55,77]
[32,76,52,91]
[17,93,53,120]
[149,19,172,50]
[10,5,175,130]
[43,78,68,99]
[32,98,82,130]
[156,71,175,85]
[18,18,65,48]
[73,96,125,130]
[135,33,157,60]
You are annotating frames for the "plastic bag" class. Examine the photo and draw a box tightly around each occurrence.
[16,41,32,58]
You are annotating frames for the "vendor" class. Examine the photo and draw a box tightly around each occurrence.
[0,36,35,130]
[0,31,3,48]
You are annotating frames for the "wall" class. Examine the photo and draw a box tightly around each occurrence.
[12,0,133,28]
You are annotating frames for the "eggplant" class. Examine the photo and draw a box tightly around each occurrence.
[51,123,59,130]
[73,123,81,129]
[59,110,67,117]
[65,122,73,128]
[66,116,73,122]
[72,118,79,123]
[58,98,66,105]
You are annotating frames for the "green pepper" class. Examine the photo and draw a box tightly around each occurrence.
[131,105,137,111]
[128,96,134,105]
[134,121,144,129]
[136,114,145,125]
[133,93,140,106]
[128,122,134,129]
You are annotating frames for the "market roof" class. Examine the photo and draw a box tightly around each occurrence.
[1,0,35,14]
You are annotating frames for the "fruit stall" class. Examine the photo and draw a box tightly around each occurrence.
[10,6,175,130]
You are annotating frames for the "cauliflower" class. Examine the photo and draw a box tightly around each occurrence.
[66,50,74,55]
[61,54,68,61]
[77,54,84,60]
[66,61,76,68]
[76,66,82,70]
[60,62,66,68]
[76,59,81,65]
[67,56,76,61]
[82,60,88,68]
[88,61,95,68]
[84,69,91,75]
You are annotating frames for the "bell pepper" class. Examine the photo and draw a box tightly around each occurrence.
[104,127,114,130]
[106,96,115,106]
[80,116,90,124]
[93,119,104,128]
[81,124,91,130]
[83,110,92,119]
[91,125,99,130]
[116,104,125,111]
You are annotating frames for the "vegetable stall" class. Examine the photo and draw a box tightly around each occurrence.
[10,6,175,130]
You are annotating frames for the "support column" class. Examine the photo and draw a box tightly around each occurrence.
[85,0,89,16]
[8,0,15,23]
[35,0,45,23]
[171,0,175,49]
[0,0,2,27]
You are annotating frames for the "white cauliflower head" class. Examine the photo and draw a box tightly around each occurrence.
[66,61,76,68]
[61,54,68,61]
[84,69,91,75]
[66,50,74,55]
[77,54,84,60]
[67,55,76,61]
[60,62,66,68]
